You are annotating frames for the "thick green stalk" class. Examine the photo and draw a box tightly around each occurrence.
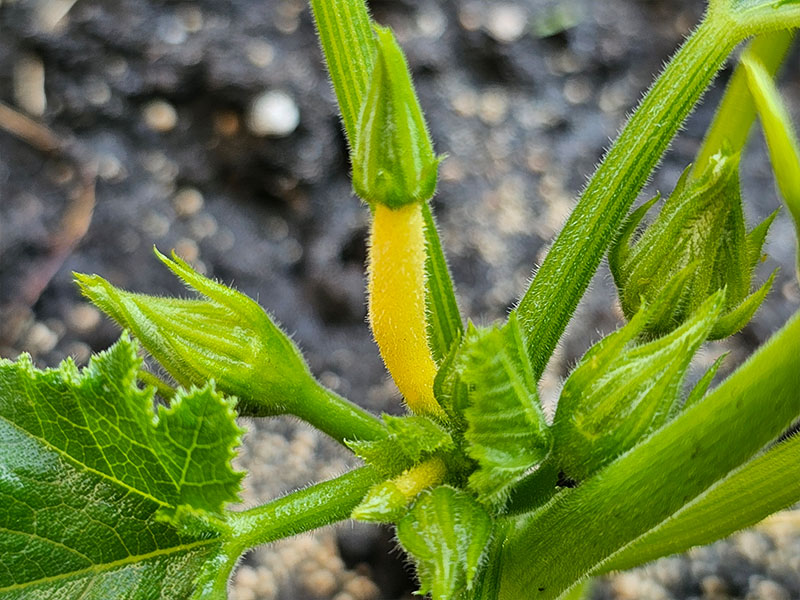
[309,0,374,144]
[598,433,800,573]
[228,466,381,550]
[497,310,800,599]
[693,30,794,176]
[514,14,739,378]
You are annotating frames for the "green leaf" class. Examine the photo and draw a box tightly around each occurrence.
[743,48,800,278]
[352,25,441,208]
[397,486,493,600]
[553,292,723,481]
[422,202,464,363]
[497,309,800,599]
[0,335,243,598]
[347,414,454,477]
[459,313,551,509]
[600,433,800,573]
[77,249,386,444]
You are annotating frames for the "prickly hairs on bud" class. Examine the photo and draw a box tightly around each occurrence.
[553,291,725,481]
[76,248,322,418]
[609,149,777,340]
[351,25,443,209]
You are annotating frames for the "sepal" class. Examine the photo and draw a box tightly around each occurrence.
[346,414,454,477]
[457,314,551,509]
[396,486,493,600]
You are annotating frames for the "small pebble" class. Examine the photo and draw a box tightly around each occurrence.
[189,214,218,239]
[177,5,204,32]
[485,3,528,44]
[479,90,509,125]
[65,342,92,365]
[701,574,728,597]
[84,77,111,106]
[247,90,300,137]
[343,575,379,600]
[67,305,101,333]
[141,210,170,238]
[35,0,77,32]
[143,99,178,132]
[174,238,199,263]
[13,54,46,117]
[246,40,275,68]
[304,568,338,597]
[750,579,790,600]
[563,77,592,105]
[172,187,204,218]
[213,111,241,137]
[24,322,59,354]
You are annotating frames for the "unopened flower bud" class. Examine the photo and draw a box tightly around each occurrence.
[351,25,442,208]
[553,292,724,481]
[609,150,776,339]
[76,249,347,429]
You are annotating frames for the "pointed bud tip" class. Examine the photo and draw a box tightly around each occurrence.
[351,25,441,208]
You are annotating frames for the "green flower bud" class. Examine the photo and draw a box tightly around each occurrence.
[75,248,387,444]
[610,149,776,339]
[553,292,724,481]
[351,25,442,208]
[75,249,316,417]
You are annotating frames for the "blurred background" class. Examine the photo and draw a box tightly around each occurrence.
[1,0,799,598]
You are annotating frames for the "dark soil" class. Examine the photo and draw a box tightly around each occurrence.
[2,1,799,598]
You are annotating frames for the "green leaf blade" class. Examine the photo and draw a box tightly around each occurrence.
[0,336,243,598]
[460,314,551,508]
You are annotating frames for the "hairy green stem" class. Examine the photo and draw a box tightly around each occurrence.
[137,368,177,399]
[192,467,382,598]
[693,30,794,175]
[294,384,388,443]
[514,14,739,378]
[309,0,374,144]
[229,466,381,551]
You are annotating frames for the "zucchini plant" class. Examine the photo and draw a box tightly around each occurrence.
[2,1,800,599]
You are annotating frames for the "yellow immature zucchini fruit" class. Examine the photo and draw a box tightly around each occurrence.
[368,202,443,417]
